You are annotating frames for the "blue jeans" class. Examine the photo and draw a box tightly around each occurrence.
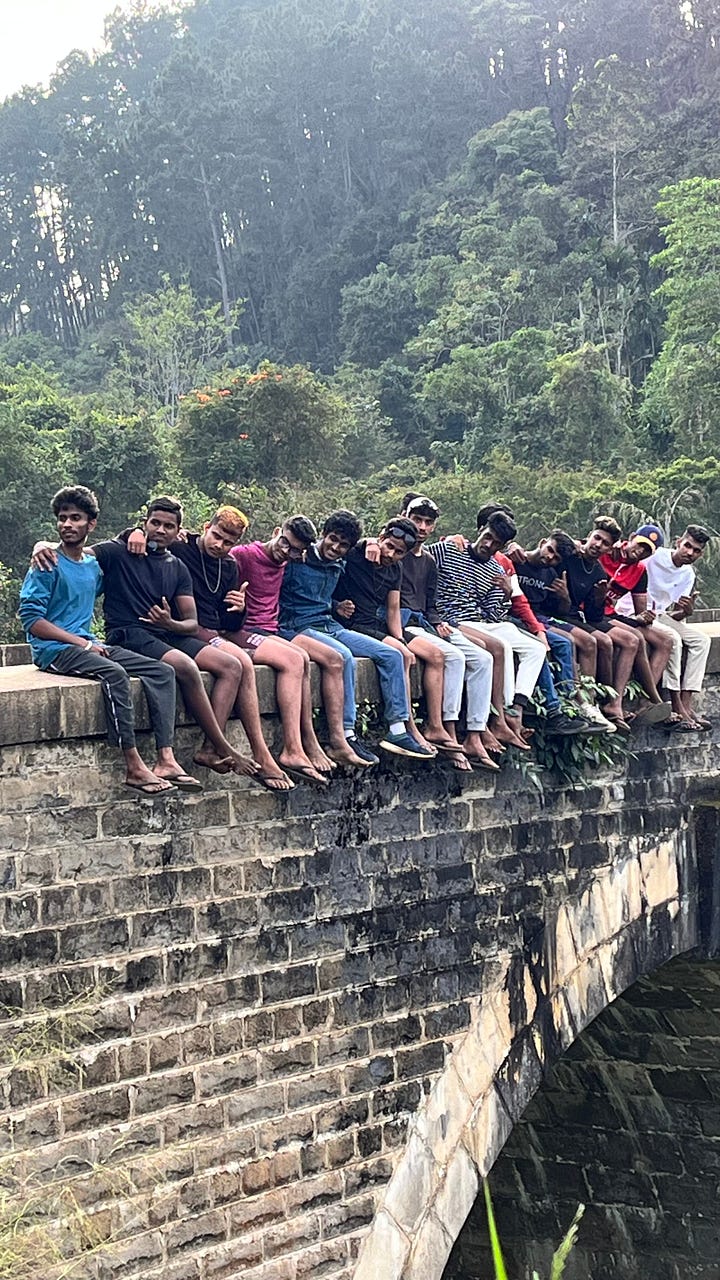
[535,629,575,712]
[292,622,409,728]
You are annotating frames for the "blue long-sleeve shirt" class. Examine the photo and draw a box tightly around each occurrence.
[19,553,103,670]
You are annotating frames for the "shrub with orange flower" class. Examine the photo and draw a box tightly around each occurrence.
[176,360,346,494]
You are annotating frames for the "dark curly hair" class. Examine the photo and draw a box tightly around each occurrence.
[51,485,99,520]
[322,509,362,547]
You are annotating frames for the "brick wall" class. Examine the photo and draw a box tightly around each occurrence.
[1,664,719,1279]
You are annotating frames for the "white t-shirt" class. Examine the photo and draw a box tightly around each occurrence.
[645,548,695,614]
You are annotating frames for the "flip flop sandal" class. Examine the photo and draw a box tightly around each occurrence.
[448,754,473,772]
[252,772,295,793]
[281,764,330,789]
[694,717,712,731]
[159,772,204,792]
[464,754,501,772]
[434,742,466,754]
[665,719,698,733]
[126,779,177,795]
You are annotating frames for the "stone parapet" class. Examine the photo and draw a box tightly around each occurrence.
[2,621,720,749]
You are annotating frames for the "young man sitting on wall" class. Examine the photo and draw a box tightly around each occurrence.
[30,496,258,787]
[125,506,293,791]
[279,510,434,760]
[617,525,712,731]
[364,495,499,770]
[20,486,189,796]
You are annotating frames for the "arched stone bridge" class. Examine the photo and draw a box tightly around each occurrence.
[1,634,719,1280]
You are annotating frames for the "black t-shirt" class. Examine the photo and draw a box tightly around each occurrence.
[334,540,402,629]
[93,539,194,632]
[399,550,441,624]
[514,560,558,612]
[171,534,239,631]
[557,552,607,625]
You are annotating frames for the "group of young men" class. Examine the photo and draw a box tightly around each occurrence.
[19,484,712,795]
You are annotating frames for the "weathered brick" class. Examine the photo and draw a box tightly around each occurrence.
[242,1148,300,1193]
[197,1054,257,1098]
[165,1207,227,1254]
[133,1070,195,1116]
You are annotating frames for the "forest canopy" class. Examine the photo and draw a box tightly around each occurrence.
[2,0,720,636]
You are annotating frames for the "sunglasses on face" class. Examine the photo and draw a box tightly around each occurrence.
[385,526,417,548]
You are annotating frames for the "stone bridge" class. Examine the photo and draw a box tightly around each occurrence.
[1,634,720,1280]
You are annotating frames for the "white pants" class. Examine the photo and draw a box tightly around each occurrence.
[654,613,711,692]
[459,620,546,705]
[406,625,493,730]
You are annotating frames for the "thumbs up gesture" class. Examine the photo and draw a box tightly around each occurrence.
[225,581,249,612]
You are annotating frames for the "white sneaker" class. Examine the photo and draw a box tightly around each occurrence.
[580,702,616,733]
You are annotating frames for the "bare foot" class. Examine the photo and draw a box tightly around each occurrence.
[424,728,461,750]
[279,753,327,785]
[410,728,437,754]
[449,753,473,772]
[229,750,261,778]
[481,729,505,753]
[492,723,530,751]
[305,746,337,775]
[126,765,176,793]
[193,750,235,774]
[326,742,374,768]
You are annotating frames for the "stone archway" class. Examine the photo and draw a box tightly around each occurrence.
[353,825,697,1280]
[444,955,720,1280]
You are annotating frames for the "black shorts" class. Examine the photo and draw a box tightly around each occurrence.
[108,625,208,661]
[351,622,389,642]
[572,619,613,635]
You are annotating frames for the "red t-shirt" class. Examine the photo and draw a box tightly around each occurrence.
[600,547,648,615]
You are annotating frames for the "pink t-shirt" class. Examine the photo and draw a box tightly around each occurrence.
[229,541,285,630]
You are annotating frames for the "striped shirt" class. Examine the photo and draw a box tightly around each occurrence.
[429,541,510,624]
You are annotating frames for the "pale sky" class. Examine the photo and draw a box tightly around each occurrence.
[0,1,173,101]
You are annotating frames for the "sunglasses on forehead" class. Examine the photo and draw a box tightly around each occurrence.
[385,525,417,548]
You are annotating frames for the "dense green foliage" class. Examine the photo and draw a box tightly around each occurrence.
[2,0,720,636]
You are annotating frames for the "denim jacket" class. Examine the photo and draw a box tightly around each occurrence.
[278,544,345,633]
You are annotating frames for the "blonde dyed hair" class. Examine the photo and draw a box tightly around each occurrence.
[211,505,250,537]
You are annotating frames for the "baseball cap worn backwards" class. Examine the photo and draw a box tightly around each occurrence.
[633,524,664,552]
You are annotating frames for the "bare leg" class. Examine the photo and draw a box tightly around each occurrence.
[565,626,597,681]
[250,636,325,782]
[610,627,640,702]
[294,645,336,774]
[159,650,258,777]
[291,634,369,766]
[209,639,292,789]
[193,647,258,770]
[609,622,663,703]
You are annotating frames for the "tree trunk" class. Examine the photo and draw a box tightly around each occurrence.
[199,161,234,351]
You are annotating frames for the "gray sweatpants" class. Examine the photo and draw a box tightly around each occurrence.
[48,645,176,750]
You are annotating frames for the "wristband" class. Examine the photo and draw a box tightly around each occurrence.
[84,639,94,651]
